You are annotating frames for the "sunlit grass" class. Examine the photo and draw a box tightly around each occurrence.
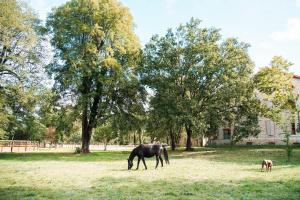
[1,147,300,199]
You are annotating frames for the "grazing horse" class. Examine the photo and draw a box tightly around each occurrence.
[261,160,273,172]
[127,144,169,170]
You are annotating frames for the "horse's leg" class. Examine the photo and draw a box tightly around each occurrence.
[155,155,159,169]
[261,163,264,172]
[136,157,141,170]
[159,155,163,167]
[142,157,147,170]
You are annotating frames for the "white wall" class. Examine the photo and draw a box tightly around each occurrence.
[214,76,300,145]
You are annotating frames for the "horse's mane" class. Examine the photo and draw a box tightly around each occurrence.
[128,147,137,161]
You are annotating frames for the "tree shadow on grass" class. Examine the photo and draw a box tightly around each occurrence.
[0,151,129,162]
[171,147,300,167]
[1,177,300,200]
[1,146,300,167]
[0,186,92,200]
[209,148,300,167]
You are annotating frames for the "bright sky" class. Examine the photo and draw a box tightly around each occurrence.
[26,0,300,74]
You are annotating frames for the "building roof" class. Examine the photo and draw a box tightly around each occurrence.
[294,74,300,79]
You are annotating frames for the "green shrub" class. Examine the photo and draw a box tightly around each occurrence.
[74,147,82,154]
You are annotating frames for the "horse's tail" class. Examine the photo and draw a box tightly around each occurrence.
[163,145,170,164]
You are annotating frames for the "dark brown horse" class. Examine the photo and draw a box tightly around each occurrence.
[127,144,169,170]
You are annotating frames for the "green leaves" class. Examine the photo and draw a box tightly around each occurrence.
[0,0,48,140]
[46,0,143,151]
[46,0,141,95]
[101,58,121,70]
[0,0,44,84]
[254,56,295,122]
[94,121,117,143]
[141,18,258,146]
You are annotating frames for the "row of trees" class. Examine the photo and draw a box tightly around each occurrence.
[0,0,298,153]
[0,0,48,141]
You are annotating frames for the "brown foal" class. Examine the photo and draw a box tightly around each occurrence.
[261,160,273,172]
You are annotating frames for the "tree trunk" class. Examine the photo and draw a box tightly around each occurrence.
[138,131,142,144]
[133,132,136,146]
[81,75,91,153]
[185,124,192,151]
[81,104,91,153]
[81,76,102,154]
[81,129,91,153]
[170,129,176,150]
[104,139,107,151]
[150,137,154,143]
[297,112,300,132]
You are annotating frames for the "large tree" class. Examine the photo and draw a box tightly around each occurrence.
[0,0,47,140]
[46,0,141,153]
[254,56,295,121]
[141,18,256,150]
[254,56,296,161]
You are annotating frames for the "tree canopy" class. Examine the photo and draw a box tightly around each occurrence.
[140,18,259,149]
[0,0,47,140]
[46,0,143,153]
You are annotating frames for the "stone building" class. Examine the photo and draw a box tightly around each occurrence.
[213,74,300,145]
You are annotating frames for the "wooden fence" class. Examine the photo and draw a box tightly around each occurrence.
[0,140,137,152]
[0,140,39,152]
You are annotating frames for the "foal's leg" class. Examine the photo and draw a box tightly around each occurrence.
[261,162,264,172]
[136,157,141,170]
[159,155,163,167]
[142,157,147,170]
[155,155,159,169]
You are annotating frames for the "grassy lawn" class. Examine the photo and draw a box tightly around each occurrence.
[1,146,300,200]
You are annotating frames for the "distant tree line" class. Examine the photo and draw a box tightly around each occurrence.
[0,0,298,152]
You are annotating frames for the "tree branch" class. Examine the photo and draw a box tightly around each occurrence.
[0,69,21,80]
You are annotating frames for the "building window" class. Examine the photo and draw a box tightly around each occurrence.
[223,129,231,140]
[266,120,275,136]
[291,123,296,135]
